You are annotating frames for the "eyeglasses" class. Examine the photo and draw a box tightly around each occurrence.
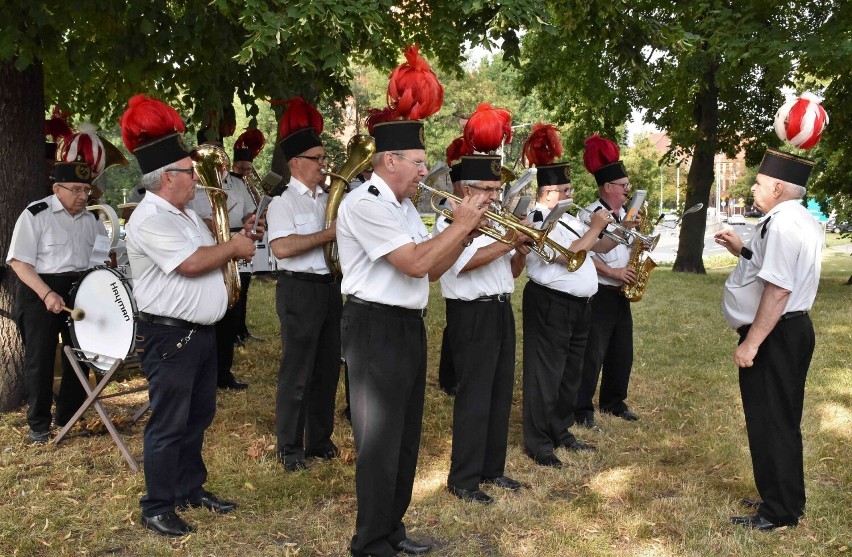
[550,186,573,194]
[392,152,428,171]
[466,184,503,194]
[56,185,92,196]
[295,155,329,164]
[166,167,197,177]
[606,181,631,190]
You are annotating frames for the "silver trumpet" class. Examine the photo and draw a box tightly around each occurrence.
[566,203,661,251]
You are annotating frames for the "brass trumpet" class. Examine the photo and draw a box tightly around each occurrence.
[417,182,586,272]
[566,203,660,251]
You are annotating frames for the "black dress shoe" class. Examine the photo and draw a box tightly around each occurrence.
[447,485,494,505]
[283,459,308,472]
[141,511,196,537]
[392,537,432,555]
[526,451,563,468]
[562,439,597,452]
[730,513,787,531]
[577,418,602,431]
[27,429,50,444]
[305,445,340,460]
[607,408,639,421]
[218,377,248,391]
[178,491,237,514]
[481,476,521,491]
[740,497,763,508]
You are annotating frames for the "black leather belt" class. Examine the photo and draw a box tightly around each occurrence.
[598,284,621,291]
[347,295,427,318]
[736,310,809,336]
[41,271,84,278]
[529,280,593,304]
[139,312,209,330]
[279,270,335,284]
[448,293,512,303]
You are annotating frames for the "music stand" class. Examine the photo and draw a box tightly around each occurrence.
[53,346,149,472]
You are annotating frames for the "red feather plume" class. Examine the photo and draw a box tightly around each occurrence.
[45,105,73,142]
[119,94,186,154]
[365,107,397,135]
[234,128,266,159]
[583,134,620,174]
[445,136,474,165]
[274,97,323,139]
[522,123,563,166]
[386,44,444,120]
[464,103,512,153]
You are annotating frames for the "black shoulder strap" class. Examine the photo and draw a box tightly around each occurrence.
[597,198,620,222]
[558,220,582,238]
[532,210,543,223]
[759,215,772,239]
[136,187,145,195]
[27,201,49,215]
[368,185,380,196]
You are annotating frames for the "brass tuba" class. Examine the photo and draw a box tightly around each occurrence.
[193,144,241,308]
[323,134,376,276]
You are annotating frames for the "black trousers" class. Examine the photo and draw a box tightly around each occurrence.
[576,287,633,420]
[446,298,515,489]
[275,274,341,461]
[235,272,251,339]
[739,314,814,526]
[13,275,87,432]
[343,301,426,557]
[437,299,456,392]
[215,304,239,385]
[137,322,217,517]
[522,281,591,457]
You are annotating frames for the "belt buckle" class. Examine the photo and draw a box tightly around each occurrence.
[497,294,509,303]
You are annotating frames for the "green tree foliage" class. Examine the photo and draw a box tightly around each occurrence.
[517,0,843,273]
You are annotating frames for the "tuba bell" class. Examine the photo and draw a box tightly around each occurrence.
[193,144,241,308]
[323,134,376,276]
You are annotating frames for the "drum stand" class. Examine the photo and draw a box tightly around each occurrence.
[53,346,150,472]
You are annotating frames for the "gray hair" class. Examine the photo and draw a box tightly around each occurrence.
[140,167,167,191]
[783,181,807,200]
[460,180,479,188]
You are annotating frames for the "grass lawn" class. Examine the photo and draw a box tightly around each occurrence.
[1,247,850,556]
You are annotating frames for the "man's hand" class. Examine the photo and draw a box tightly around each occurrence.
[449,194,490,233]
[230,231,257,260]
[243,214,265,240]
[714,228,744,257]
[44,291,65,314]
[589,208,614,231]
[612,266,637,285]
[734,341,759,368]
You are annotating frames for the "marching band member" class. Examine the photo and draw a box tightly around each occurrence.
[715,148,822,531]
[337,45,488,557]
[576,134,641,428]
[121,95,256,537]
[267,97,341,472]
[437,136,474,397]
[521,125,617,468]
[190,120,256,391]
[7,131,107,443]
[232,128,267,345]
[440,104,531,505]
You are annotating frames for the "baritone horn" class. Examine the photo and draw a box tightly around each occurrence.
[323,134,376,276]
[417,181,586,272]
[192,144,241,308]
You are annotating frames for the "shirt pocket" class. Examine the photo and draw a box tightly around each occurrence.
[42,228,68,247]
[294,212,319,234]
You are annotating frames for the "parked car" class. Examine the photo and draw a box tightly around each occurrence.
[744,209,764,218]
[728,214,746,225]
[829,220,852,233]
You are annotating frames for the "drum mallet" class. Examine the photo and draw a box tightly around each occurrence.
[62,306,86,321]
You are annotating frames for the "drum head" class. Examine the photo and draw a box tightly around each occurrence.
[69,267,137,372]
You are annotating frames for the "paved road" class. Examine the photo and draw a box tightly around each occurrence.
[651,222,756,263]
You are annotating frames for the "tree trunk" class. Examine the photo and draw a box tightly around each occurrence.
[0,59,45,411]
[673,60,719,274]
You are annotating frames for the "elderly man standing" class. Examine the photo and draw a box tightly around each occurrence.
[267,97,341,472]
[121,95,257,537]
[337,45,489,557]
[7,132,107,443]
[715,148,822,531]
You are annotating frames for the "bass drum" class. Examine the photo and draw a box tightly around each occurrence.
[68,267,138,372]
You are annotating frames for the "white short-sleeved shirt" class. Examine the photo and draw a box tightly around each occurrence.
[188,172,256,226]
[525,202,598,297]
[722,200,822,329]
[434,215,514,300]
[6,195,106,273]
[266,177,330,274]
[586,199,630,286]
[337,173,430,309]
[125,191,228,324]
